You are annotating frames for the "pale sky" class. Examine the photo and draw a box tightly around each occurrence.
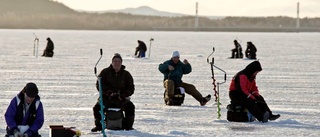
[53,0,320,17]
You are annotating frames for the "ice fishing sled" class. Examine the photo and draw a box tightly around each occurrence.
[49,125,81,137]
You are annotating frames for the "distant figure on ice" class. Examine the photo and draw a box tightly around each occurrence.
[42,37,54,57]
[230,40,243,58]
[228,61,280,122]
[158,51,211,106]
[4,82,44,137]
[245,41,257,59]
[91,53,135,132]
[134,40,147,58]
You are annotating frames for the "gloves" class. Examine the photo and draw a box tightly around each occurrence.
[13,129,22,137]
[105,90,113,96]
[247,93,256,100]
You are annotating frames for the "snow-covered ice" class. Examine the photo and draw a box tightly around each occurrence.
[1,29,319,137]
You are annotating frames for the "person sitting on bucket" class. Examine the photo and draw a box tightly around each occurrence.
[245,41,257,59]
[42,37,54,57]
[158,51,211,106]
[91,53,135,132]
[228,61,280,122]
[4,82,44,137]
[134,40,147,58]
[231,40,243,58]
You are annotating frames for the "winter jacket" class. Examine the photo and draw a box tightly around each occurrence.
[45,39,54,51]
[5,92,44,136]
[137,41,147,51]
[229,61,262,100]
[96,64,135,98]
[158,59,192,85]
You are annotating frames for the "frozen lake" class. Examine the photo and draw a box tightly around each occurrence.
[0,29,319,136]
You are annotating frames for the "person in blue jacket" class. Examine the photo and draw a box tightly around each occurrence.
[4,82,44,137]
[159,51,211,106]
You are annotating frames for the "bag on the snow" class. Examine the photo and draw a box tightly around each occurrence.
[106,108,123,130]
[164,87,185,106]
[226,103,255,122]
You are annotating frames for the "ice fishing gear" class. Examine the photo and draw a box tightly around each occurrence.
[163,71,185,106]
[148,38,154,58]
[33,33,39,58]
[94,49,107,137]
[207,47,227,119]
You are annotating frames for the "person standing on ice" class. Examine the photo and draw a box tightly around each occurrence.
[91,53,135,132]
[159,51,211,106]
[4,82,44,137]
[229,61,280,122]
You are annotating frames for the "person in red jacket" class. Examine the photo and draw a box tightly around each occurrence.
[228,61,280,122]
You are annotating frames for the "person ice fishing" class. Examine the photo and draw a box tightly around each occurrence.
[159,51,211,106]
[134,40,147,58]
[91,53,135,132]
[42,37,54,57]
[4,82,44,137]
[228,61,280,122]
[245,41,257,59]
[230,40,243,58]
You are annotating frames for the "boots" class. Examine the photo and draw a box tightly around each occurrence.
[123,116,135,130]
[91,119,102,132]
[91,126,102,132]
[200,95,211,106]
[269,114,280,120]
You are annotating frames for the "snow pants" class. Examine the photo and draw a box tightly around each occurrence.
[229,90,272,122]
[163,80,203,102]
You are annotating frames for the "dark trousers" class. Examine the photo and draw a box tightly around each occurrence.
[93,97,135,129]
[229,90,271,121]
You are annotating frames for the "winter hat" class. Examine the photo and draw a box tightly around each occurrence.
[172,51,180,58]
[112,53,122,62]
[25,82,38,98]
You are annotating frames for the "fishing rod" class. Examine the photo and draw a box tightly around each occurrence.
[94,49,107,137]
[207,47,227,119]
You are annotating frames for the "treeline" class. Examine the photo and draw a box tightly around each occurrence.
[1,12,320,30]
[1,0,320,31]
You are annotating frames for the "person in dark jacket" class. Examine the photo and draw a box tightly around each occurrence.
[229,61,280,122]
[231,40,243,58]
[4,82,44,137]
[42,37,54,57]
[91,53,135,132]
[159,51,211,106]
[245,41,257,59]
[134,40,147,58]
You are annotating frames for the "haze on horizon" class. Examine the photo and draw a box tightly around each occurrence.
[53,0,320,17]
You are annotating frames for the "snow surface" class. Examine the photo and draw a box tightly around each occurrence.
[0,29,319,137]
